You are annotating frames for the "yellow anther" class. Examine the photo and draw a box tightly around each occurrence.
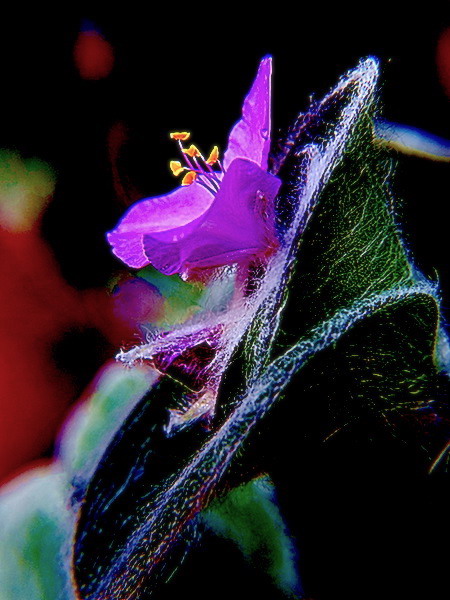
[183,144,201,158]
[206,146,219,165]
[181,171,197,186]
[169,160,185,176]
[170,132,191,141]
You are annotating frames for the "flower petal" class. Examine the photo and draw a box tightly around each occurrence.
[223,57,272,171]
[143,158,281,275]
[106,183,214,268]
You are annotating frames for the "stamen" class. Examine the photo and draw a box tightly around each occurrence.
[170,132,191,141]
[169,130,222,193]
[181,171,197,186]
[169,160,185,176]
[206,146,219,165]
[183,145,201,158]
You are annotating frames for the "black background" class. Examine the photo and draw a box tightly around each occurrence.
[1,7,450,600]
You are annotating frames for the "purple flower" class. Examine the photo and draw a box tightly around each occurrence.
[107,57,281,276]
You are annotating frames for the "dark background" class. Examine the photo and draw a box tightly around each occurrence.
[1,7,450,600]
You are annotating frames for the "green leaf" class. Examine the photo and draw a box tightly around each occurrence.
[0,149,55,231]
[59,361,159,489]
[202,476,302,598]
[287,109,415,330]
[0,467,72,600]
[276,99,444,445]
[137,266,205,326]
